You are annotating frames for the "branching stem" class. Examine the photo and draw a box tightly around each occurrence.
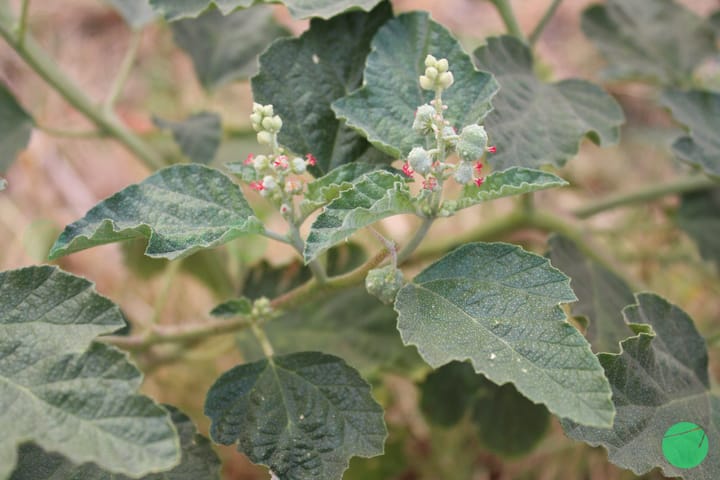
[489,0,526,41]
[105,30,142,113]
[529,0,563,45]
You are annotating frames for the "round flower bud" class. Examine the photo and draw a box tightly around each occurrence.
[270,116,282,131]
[419,75,434,90]
[438,71,454,89]
[436,58,449,73]
[457,124,488,162]
[408,147,432,175]
[365,265,405,305]
[261,105,274,116]
[290,156,306,174]
[454,161,475,185]
[424,54,437,67]
[250,113,262,128]
[412,104,436,134]
[262,175,277,191]
[252,102,263,113]
[425,66,438,80]
[261,117,275,131]
[253,154,271,173]
[257,131,273,145]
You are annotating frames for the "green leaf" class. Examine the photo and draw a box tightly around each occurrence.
[395,242,615,427]
[563,293,720,479]
[171,5,289,90]
[420,362,550,457]
[676,187,720,267]
[153,112,222,164]
[252,3,392,176]
[150,0,386,20]
[149,0,254,21]
[105,0,156,29]
[211,297,252,317]
[661,89,720,178]
[0,83,33,173]
[204,351,387,480]
[301,163,388,217]
[548,235,634,353]
[332,12,499,158]
[10,406,220,479]
[279,0,385,19]
[446,167,568,212]
[0,266,179,479]
[304,170,415,263]
[473,36,624,170]
[49,164,263,261]
[236,287,417,375]
[581,0,717,85]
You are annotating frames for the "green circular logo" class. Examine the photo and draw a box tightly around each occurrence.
[662,422,709,469]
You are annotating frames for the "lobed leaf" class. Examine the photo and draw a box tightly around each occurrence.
[661,89,720,179]
[395,242,615,428]
[10,406,220,479]
[676,187,720,268]
[150,0,386,20]
[252,3,392,176]
[105,0,156,29]
[333,12,499,158]
[171,5,289,90]
[563,293,720,479]
[49,164,263,261]
[149,0,254,21]
[301,163,388,217]
[548,235,634,353]
[153,112,222,164]
[473,36,624,170]
[303,170,415,263]
[0,266,179,479]
[0,83,33,173]
[581,0,717,85]
[446,167,568,212]
[204,351,387,480]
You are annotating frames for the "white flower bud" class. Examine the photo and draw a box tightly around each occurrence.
[439,71,454,89]
[412,104,436,134]
[408,147,432,175]
[261,117,275,131]
[425,66,438,80]
[419,75,434,90]
[252,102,263,112]
[250,113,262,127]
[262,105,274,116]
[257,131,273,145]
[436,58,449,73]
[253,154,271,173]
[457,124,488,162]
[271,116,283,131]
[262,175,277,191]
[454,161,475,184]
[424,54,437,67]
[291,157,306,174]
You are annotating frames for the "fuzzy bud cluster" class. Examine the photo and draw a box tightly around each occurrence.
[457,124,489,162]
[419,55,454,91]
[251,103,283,145]
[365,265,405,305]
[412,104,436,134]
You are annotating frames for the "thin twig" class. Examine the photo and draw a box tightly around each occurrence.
[529,0,563,45]
[489,0,526,41]
[104,30,142,113]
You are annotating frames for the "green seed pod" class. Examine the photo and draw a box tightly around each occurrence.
[257,131,273,145]
[408,147,432,175]
[454,161,475,185]
[413,104,436,134]
[457,124,488,162]
[365,265,405,305]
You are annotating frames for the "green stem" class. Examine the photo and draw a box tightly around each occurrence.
[397,217,434,264]
[16,0,30,47]
[529,0,563,45]
[287,222,328,284]
[104,30,142,113]
[489,0,526,41]
[573,175,717,218]
[150,259,182,325]
[251,323,275,358]
[36,124,103,138]
[262,227,290,244]
[0,4,164,170]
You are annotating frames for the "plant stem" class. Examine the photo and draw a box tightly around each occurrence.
[489,0,526,41]
[36,124,103,138]
[16,0,30,47]
[529,0,563,45]
[104,30,142,113]
[262,227,290,244]
[150,259,182,325]
[397,217,434,264]
[573,175,717,218]
[0,4,164,170]
[251,323,275,358]
[287,222,328,284]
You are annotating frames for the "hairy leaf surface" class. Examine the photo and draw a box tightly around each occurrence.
[49,164,263,260]
[205,351,386,480]
[149,0,254,20]
[661,89,720,178]
[171,6,288,90]
[548,235,634,353]
[304,170,415,262]
[677,187,720,267]
[105,0,156,28]
[252,3,392,175]
[333,12,499,158]
[563,293,720,479]
[395,242,614,427]
[301,163,389,217]
[11,406,220,479]
[581,0,717,84]
[154,112,222,164]
[150,0,385,20]
[473,36,624,170]
[0,266,179,479]
[0,83,33,173]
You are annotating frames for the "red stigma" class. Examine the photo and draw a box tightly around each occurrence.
[474,177,485,187]
[402,162,414,177]
[244,153,254,165]
[249,181,264,191]
[487,145,497,154]
[305,153,317,166]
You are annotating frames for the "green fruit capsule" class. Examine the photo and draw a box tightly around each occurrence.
[457,124,488,162]
[408,147,432,175]
[365,265,405,305]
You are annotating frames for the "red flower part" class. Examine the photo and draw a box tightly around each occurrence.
[273,155,288,169]
[305,153,317,166]
[474,177,485,187]
[475,162,483,173]
[244,153,254,165]
[249,181,264,191]
[402,162,414,177]
[423,177,437,190]
[486,145,497,154]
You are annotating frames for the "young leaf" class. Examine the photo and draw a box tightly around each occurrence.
[548,235,634,353]
[153,112,222,164]
[49,164,263,260]
[211,297,253,317]
[421,362,550,457]
[301,163,388,217]
[304,170,415,263]
[445,167,568,212]
[171,6,289,91]
[395,242,615,428]
[563,293,719,479]
[0,83,34,173]
[105,0,156,29]
[661,89,720,179]
[473,36,624,170]
[0,266,179,479]
[252,3,392,176]
[204,351,387,480]
[332,12,499,158]
[10,406,221,479]
[149,0,254,21]
[581,0,717,85]
[676,187,720,267]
